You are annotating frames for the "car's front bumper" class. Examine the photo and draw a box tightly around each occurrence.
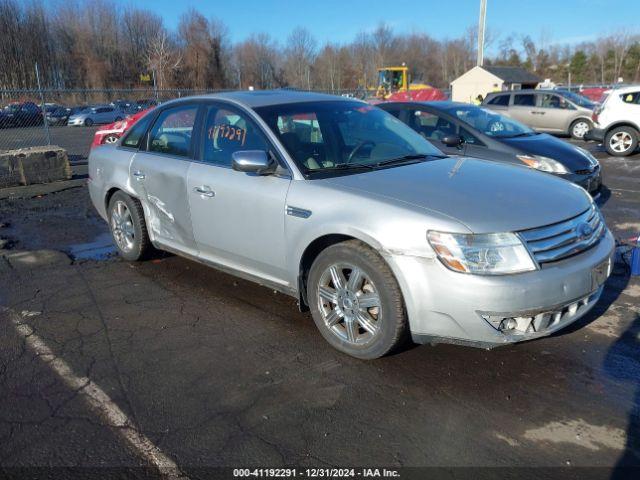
[384,229,615,348]
[565,167,602,196]
[67,118,85,126]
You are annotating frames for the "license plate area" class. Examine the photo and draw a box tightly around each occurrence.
[591,258,611,291]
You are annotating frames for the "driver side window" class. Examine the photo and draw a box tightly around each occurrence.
[203,106,269,167]
[148,105,198,157]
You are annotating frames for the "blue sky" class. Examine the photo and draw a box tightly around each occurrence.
[126,0,635,51]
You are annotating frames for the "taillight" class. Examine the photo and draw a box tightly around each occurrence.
[591,111,598,123]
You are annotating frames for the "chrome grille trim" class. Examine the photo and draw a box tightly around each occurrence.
[519,205,605,264]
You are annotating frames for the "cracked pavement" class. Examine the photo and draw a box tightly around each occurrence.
[0,139,638,478]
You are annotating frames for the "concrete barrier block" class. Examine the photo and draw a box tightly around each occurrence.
[0,146,72,188]
[0,152,23,188]
[18,146,72,185]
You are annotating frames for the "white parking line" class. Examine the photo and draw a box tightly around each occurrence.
[5,308,187,478]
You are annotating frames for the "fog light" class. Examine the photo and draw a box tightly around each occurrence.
[499,318,518,331]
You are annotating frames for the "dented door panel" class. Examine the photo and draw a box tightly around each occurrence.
[130,152,197,254]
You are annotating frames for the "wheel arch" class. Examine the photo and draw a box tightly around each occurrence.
[604,121,640,136]
[296,231,385,311]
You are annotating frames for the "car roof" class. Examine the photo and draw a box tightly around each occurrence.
[162,90,359,109]
[609,85,640,94]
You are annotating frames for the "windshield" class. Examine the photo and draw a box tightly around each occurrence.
[447,105,535,138]
[559,91,595,109]
[255,101,444,176]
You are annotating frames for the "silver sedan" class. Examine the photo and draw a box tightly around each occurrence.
[88,91,614,359]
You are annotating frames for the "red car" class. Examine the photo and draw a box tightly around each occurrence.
[91,107,154,148]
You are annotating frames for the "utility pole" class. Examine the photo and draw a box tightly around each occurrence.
[477,0,487,67]
[35,62,51,146]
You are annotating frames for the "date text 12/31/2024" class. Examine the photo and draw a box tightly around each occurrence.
[233,468,401,478]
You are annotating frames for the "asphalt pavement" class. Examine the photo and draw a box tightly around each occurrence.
[0,137,638,479]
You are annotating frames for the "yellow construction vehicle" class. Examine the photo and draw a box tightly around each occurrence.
[375,64,433,99]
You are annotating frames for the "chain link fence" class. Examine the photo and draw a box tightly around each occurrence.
[0,87,363,164]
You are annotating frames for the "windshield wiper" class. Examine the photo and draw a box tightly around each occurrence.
[375,154,445,167]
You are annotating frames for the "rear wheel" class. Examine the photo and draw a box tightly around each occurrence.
[605,126,638,157]
[108,192,152,261]
[570,119,591,140]
[307,240,408,359]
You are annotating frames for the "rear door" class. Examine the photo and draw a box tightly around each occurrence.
[130,103,200,255]
[186,102,291,285]
[509,93,537,127]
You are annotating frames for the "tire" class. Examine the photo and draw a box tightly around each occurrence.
[84,118,93,127]
[103,134,119,144]
[569,119,591,140]
[307,240,408,359]
[107,191,153,261]
[605,126,639,157]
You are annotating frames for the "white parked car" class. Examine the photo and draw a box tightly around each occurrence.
[587,86,640,156]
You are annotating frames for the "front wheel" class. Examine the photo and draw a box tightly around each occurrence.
[108,192,153,261]
[605,126,638,157]
[307,240,408,359]
[84,118,94,127]
[570,119,591,140]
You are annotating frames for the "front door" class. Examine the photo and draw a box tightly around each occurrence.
[509,93,537,127]
[130,103,200,255]
[187,103,291,286]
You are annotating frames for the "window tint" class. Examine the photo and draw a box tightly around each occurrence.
[121,112,155,149]
[203,106,268,166]
[383,108,402,119]
[513,94,535,106]
[621,91,640,104]
[459,127,483,146]
[276,113,324,145]
[487,95,509,106]
[408,110,455,141]
[148,105,197,157]
[540,94,571,109]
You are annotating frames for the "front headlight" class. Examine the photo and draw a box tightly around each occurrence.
[517,154,570,174]
[427,231,536,275]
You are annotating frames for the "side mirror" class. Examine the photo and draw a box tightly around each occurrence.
[232,150,276,175]
[442,135,464,149]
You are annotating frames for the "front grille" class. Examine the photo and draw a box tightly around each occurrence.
[519,205,605,264]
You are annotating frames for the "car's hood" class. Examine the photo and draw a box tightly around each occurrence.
[324,158,592,233]
[498,133,594,172]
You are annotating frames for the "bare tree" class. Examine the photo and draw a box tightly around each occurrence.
[283,27,317,89]
[146,30,181,90]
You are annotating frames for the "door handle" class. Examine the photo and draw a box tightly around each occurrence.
[194,186,215,198]
[133,170,145,180]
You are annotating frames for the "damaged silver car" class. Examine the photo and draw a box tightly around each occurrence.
[88,91,614,359]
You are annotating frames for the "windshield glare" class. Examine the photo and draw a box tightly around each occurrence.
[450,106,535,138]
[255,101,443,175]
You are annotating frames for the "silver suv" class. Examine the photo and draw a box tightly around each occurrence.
[483,89,596,139]
[88,91,614,359]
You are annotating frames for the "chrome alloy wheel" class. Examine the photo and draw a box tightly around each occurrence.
[610,131,633,153]
[110,200,135,252]
[103,134,119,144]
[572,121,590,138]
[317,263,381,345]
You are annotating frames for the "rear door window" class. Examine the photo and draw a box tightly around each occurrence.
[513,94,535,106]
[148,105,198,157]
